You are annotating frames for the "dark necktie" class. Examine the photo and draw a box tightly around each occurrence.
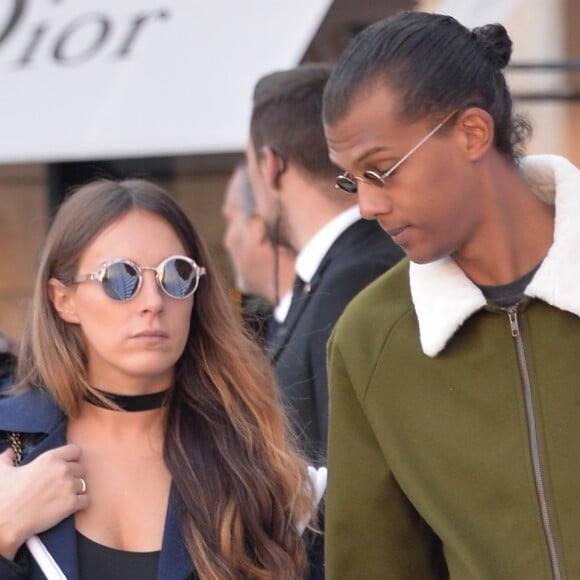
[264,316,282,345]
[265,275,309,356]
[285,275,310,322]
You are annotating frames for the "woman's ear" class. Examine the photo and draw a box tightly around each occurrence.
[48,278,80,324]
[457,107,495,161]
[259,145,287,191]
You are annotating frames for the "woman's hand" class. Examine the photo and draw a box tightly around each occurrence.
[0,445,89,560]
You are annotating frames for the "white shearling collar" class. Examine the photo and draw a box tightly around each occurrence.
[410,154,580,357]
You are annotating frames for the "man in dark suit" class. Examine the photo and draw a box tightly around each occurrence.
[246,64,404,466]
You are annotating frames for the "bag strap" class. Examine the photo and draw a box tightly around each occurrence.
[9,432,23,466]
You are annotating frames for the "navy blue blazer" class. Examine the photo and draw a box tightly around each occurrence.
[0,390,193,580]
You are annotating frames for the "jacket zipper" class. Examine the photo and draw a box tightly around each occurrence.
[506,306,563,580]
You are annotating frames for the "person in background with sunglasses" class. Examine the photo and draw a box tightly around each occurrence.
[0,179,319,579]
[322,11,580,580]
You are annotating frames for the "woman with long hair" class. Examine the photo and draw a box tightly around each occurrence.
[0,179,316,579]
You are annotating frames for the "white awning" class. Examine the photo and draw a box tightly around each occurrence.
[0,0,332,164]
[429,0,524,28]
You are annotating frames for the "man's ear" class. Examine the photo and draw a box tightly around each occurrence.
[457,107,495,162]
[259,145,287,191]
[47,278,80,324]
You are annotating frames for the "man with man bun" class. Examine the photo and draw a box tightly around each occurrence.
[323,11,580,578]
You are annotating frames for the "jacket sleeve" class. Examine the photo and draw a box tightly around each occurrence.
[325,337,447,580]
[0,549,32,579]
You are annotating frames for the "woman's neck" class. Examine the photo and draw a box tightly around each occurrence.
[87,370,173,393]
[85,386,171,412]
[73,395,168,442]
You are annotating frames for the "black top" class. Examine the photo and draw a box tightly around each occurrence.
[478,263,542,307]
[77,531,160,580]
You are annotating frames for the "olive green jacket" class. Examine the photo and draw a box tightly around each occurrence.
[326,155,580,579]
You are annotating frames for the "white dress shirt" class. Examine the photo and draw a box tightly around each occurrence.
[295,205,362,285]
[275,205,362,324]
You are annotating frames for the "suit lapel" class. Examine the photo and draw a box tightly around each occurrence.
[267,276,312,363]
[157,484,192,579]
[268,219,373,363]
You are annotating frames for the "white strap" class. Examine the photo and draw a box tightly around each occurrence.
[298,466,328,534]
[26,536,67,580]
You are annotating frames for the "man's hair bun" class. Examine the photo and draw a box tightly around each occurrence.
[472,23,512,69]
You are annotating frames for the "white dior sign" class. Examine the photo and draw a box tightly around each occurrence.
[0,0,331,164]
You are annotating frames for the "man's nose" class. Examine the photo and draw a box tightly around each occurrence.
[357,183,393,220]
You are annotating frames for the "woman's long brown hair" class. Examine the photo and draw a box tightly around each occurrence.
[17,179,314,578]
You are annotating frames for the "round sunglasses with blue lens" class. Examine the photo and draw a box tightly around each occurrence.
[74,255,206,301]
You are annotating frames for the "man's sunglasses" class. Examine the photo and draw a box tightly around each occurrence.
[335,109,459,194]
[74,255,206,301]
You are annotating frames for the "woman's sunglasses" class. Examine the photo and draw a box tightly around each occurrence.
[74,255,206,301]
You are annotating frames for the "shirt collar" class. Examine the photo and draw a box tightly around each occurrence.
[274,288,293,323]
[295,205,361,283]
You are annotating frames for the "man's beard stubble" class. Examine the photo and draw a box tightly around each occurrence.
[265,210,295,253]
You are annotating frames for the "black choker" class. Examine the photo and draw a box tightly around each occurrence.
[85,387,171,412]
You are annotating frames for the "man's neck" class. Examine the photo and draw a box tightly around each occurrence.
[454,158,556,286]
[295,205,362,283]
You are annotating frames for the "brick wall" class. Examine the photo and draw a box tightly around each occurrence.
[0,165,48,344]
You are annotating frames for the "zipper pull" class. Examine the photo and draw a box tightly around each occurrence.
[507,308,519,337]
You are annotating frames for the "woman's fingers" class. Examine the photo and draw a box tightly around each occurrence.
[0,444,90,556]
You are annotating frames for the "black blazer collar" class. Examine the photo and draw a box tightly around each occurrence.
[267,219,374,362]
